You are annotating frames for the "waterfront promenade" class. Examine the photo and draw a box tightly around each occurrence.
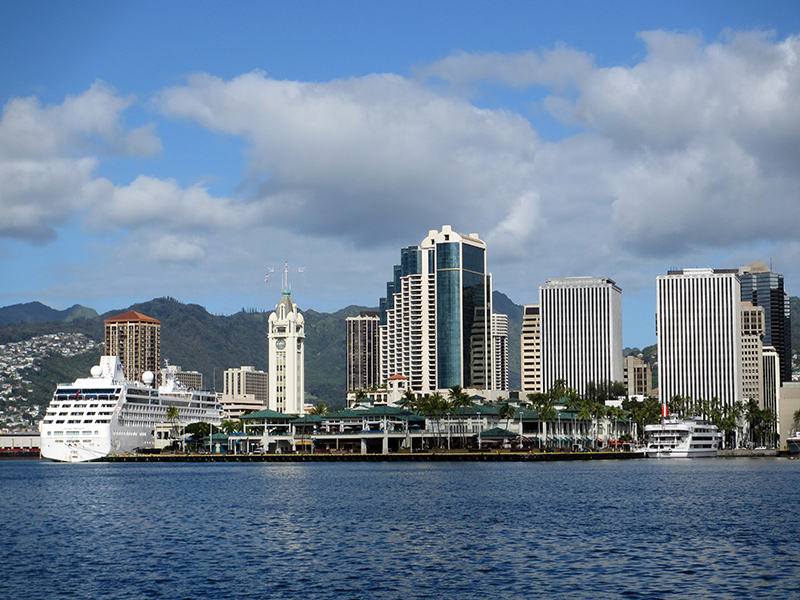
[102,450,645,463]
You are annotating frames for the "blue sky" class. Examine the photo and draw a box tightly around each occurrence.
[2,1,800,348]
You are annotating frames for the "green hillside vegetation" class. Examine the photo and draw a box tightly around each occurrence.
[0,301,98,326]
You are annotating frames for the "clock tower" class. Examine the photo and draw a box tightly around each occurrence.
[267,289,305,414]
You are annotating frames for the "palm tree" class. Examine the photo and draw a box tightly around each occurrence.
[165,405,180,451]
[421,392,447,449]
[221,419,241,434]
[577,399,594,449]
[448,386,472,448]
[310,402,328,415]
[397,389,417,452]
[498,402,516,449]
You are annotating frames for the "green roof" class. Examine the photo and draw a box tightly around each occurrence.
[240,408,296,421]
[475,427,517,438]
[291,414,325,423]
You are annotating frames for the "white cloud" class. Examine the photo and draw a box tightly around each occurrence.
[96,175,256,230]
[156,71,543,247]
[147,234,206,263]
[419,31,800,270]
[0,82,161,243]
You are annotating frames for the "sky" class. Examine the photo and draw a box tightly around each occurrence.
[2,0,800,348]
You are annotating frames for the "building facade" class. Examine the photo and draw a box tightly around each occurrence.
[268,292,305,414]
[104,311,161,383]
[520,305,542,394]
[491,313,509,391]
[739,261,792,383]
[380,225,493,393]
[622,355,652,397]
[540,277,623,394]
[740,302,765,403]
[346,312,381,392]
[656,268,743,409]
[221,366,269,418]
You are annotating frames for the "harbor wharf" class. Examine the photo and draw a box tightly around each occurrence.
[100,450,646,463]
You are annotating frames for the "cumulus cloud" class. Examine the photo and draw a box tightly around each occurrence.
[0,81,161,160]
[0,82,161,243]
[155,71,543,247]
[420,31,800,268]
[96,175,256,230]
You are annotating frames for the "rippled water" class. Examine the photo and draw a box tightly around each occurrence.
[1,458,799,599]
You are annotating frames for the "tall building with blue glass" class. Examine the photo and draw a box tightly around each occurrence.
[380,225,493,393]
[738,261,792,383]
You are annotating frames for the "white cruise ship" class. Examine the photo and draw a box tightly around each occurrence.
[39,356,223,462]
[644,416,721,458]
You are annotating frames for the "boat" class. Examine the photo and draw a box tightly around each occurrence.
[39,356,224,462]
[644,416,721,458]
[787,429,800,455]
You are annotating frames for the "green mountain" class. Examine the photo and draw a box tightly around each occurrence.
[0,301,98,326]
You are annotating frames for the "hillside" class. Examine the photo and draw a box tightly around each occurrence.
[1,293,525,411]
[0,301,98,326]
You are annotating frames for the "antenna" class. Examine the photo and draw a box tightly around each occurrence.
[264,262,305,296]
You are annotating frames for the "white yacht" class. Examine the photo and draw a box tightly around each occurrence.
[645,416,721,458]
[39,356,223,462]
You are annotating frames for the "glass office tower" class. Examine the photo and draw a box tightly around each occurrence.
[380,226,492,393]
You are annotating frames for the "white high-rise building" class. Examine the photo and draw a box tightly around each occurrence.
[380,225,493,393]
[491,313,509,391]
[520,305,542,394]
[656,268,743,409]
[268,290,305,414]
[540,277,623,394]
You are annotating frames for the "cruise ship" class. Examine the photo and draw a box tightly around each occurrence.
[644,416,721,458]
[39,356,224,462]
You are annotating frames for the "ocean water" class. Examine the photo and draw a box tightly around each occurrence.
[1,458,798,600]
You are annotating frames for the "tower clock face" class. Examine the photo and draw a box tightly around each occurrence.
[276,338,286,350]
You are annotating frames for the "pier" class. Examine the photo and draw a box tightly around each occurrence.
[100,450,646,463]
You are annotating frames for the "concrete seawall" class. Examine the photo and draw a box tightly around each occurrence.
[101,451,646,463]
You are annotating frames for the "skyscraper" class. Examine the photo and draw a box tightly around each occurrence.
[738,261,792,382]
[540,277,623,394]
[656,268,743,408]
[380,225,492,393]
[346,311,381,392]
[491,313,509,391]
[104,311,161,383]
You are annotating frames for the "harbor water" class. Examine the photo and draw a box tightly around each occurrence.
[1,458,798,599]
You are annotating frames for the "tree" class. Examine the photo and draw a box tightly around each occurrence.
[448,386,472,448]
[165,405,181,451]
[397,389,417,452]
[498,402,516,448]
[419,392,447,449]
[221,419,242,434]
[310,402,328,415]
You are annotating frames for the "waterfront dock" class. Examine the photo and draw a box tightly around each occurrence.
[101,450,646,463]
